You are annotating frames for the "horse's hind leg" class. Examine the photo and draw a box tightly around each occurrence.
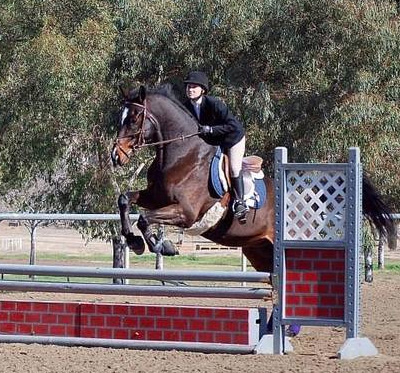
[118,193,145,255]
[136,215,178,256]
[242,241,301,337]
[241,241,274,273]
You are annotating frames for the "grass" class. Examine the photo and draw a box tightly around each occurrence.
[0,274,114,283]
[0,252,244,269]
[373,260,400,273]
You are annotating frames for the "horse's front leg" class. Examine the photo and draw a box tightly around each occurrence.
[118,192,145,255]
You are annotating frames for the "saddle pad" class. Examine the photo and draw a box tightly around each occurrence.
[210,148,267,210]
[250,178,267,209]
[210,148,226,198]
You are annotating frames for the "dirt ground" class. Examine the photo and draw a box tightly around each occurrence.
[0,273,399,373]
[1,224,400,372]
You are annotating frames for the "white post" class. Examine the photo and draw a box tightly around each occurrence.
[124,242,130,284]
[241,250,247,286]
[377,235,384,269]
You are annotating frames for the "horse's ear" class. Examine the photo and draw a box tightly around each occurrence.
[119,84,129,99]
[138,85,146,104]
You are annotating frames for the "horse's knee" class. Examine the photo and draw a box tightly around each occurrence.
[179,209,198,228]
[137,215,149,231]
[118,194,129,210]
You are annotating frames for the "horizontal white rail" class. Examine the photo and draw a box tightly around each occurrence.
[0,335,256,354]
[0,281,271,299]
[0,212,398,220]
[0,213,139,221]
[0,264,270,283]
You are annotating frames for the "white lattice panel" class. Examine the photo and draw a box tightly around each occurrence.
[285,170,346,240]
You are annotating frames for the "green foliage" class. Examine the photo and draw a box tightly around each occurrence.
[240,0,400,207]
[0,0,399,245]
[380,261,400,273]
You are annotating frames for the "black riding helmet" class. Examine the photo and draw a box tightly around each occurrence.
[184,71,209,93]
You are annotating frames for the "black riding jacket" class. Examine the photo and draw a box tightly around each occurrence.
[184,95,245,148]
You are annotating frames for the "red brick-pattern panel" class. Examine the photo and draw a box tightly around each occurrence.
[285,248,345,320]
[0,301,257,345]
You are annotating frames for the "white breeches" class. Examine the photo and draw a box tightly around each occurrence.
[227,136,246,178]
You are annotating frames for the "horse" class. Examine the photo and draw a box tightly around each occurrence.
[111,84,395,275]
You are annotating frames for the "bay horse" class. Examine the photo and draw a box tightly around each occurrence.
[111,85,394,274]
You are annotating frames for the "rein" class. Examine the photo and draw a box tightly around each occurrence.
[135,132,200,149]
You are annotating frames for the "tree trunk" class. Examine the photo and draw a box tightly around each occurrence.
[155,253,163,270]
[364,244,373,283]
[377,234,384,269]
[388,223,398,251]
[29,224,37,280]
[155,224,164,270]
[112,236,125,284]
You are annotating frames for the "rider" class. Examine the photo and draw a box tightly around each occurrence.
[183,70,249,221]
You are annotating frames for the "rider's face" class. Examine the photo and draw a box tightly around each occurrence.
[186,84,204,100]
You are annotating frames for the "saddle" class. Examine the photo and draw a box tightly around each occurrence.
[210,148,267,209]
[185,149,267,236]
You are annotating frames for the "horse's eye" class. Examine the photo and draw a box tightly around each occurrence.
[131,108,144,124]
[131,113,139,123]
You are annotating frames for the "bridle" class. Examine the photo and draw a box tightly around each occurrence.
[113,100,200,158]
[115,101,158,149]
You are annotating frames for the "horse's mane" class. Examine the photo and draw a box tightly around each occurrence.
[128,84,194,118]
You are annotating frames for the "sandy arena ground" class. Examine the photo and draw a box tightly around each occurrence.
[1,223,400,372]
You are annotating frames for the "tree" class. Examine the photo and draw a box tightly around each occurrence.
[0,0,398,258]
[0,0,123,264]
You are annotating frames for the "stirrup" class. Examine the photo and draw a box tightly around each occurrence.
[233,200,249,219]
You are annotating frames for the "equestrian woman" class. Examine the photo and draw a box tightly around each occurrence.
[183,71,249,221]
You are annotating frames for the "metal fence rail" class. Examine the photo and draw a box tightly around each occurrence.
[0,213,139,221]
[0,264,271,299]
[0,281,271,299]
[0,264,270,283]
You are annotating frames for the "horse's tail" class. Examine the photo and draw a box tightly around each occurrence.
[362,174,395,238]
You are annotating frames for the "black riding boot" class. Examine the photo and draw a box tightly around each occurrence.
[231,172,249,223]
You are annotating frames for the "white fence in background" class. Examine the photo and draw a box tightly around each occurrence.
[1,237,23,252]
[0,213,249,283]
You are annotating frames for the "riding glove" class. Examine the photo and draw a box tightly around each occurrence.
[199,125,213,135]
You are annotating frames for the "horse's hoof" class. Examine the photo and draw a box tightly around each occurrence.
[127,234,145,255]
[285,324,301,337]
[161,240,179,256]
